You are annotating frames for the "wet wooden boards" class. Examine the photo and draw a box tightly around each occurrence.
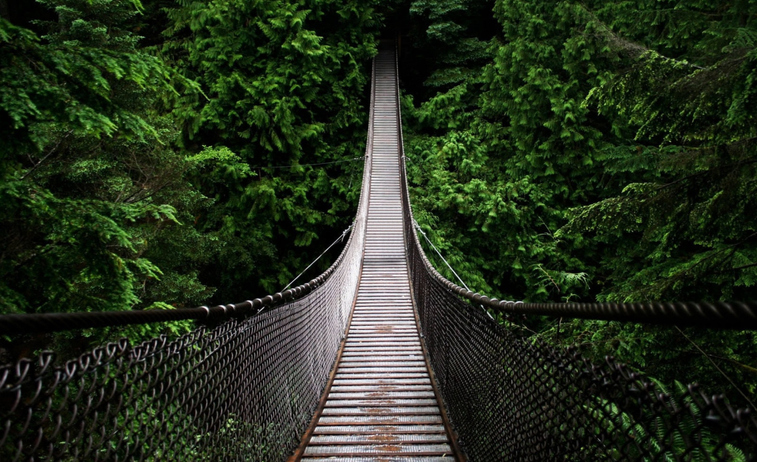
[293,50,459,462]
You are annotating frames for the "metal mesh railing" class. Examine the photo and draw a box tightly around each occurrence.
[392,52,757,460]
[0,228,364,462]
[409,276,757,460]
[1,296,346,461]
[0,60,376,462]
[4,45,757,462]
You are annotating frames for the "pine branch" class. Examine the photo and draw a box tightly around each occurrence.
[21,130,74,180]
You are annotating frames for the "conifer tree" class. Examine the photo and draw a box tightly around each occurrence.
[400,0,757,405]
[165,0,384,298]
[0,0,216,356]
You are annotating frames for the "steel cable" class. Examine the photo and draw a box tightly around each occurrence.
[394,44,757,459]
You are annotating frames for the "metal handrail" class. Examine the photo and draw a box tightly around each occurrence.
[395,43,757,461]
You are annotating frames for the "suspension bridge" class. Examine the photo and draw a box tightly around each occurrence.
[1,45,756,461]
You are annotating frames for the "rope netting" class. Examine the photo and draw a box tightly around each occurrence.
[1,217,367,461]
[0,63,375,462]
[3,46,757,462]
[407,271,757,460]
[392,55,757,460]
[2,297,347,461]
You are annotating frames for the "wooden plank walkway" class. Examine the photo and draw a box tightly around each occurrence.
[291,50,460,462]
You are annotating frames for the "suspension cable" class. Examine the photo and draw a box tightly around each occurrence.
[413,220,499,322]
[254,156,365,170]
[674,325,757,409]
[413,220,470,291]
[284,224,353,291]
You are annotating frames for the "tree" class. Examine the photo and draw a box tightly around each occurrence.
[399,0,757,405]
[164,0,385,299]
[0,0,215,359]
[564,0,757,302]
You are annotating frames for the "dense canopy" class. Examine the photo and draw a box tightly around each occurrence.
[1,0,755,410]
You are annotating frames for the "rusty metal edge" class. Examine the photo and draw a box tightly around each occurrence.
[287,286,361,462]
[287,48,377,462]
[391,38,466,462]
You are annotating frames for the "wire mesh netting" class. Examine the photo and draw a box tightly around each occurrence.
[407,257,757,460]
[0,147,371,462]
[0,207,367,462]
[2,296,343,461]
[398,122,757,462]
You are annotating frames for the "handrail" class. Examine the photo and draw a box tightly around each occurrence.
[0,83,376,336]
[395,63,757,330]
[0,275,337,335]
[0,55,378,462]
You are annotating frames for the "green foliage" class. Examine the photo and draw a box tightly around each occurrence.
[566,0,757,302]
[0,0,211,358]
[1,0,388,361]
[401,0,757,405]
[198,418,291,461]
[403,0,607,302]
[0,2,190,164]
[406,0,496,96]
[587,380,748,461]
[164,0,385,298]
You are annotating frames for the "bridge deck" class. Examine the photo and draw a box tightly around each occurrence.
[293,50,459,461]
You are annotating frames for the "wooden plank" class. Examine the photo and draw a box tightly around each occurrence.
[292,48,461,462]
[302,458,455,462]
[309,434,450,444]
[303,444,452,456]
[313,425,446,434]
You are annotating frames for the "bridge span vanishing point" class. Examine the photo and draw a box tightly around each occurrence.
[290,50,460,461]
[1,44,756,462]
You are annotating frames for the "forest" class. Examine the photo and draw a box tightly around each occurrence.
[1,0,756,406]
